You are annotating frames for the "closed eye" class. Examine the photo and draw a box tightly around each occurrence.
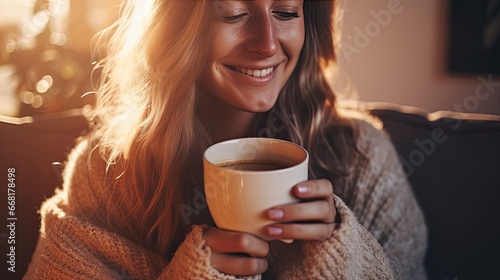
[273,11,300,20]
[222,13,248,23]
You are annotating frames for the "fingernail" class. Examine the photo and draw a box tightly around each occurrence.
[267,226,283,236]
[268,209,284,220]
[297,185,309,194]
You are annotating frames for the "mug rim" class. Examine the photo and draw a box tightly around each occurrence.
[203,137,309,174]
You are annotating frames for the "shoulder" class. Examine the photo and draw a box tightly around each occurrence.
[333,117,403,188]
[62,135,111,192]
[60,134,121,222]
[350,118,397,162]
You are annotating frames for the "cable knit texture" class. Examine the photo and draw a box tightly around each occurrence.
[24,120,427,279]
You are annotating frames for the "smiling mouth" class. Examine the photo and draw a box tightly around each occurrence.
[233,66,274,78]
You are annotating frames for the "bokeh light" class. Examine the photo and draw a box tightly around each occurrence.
[0,0,120,117]
[35,75,53,93]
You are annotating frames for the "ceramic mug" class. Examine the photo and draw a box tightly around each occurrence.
[203,137,309,242]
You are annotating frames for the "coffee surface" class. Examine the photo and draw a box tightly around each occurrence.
[217,159,293,171]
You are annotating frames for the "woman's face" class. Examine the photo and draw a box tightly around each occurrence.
[199,0,305,113]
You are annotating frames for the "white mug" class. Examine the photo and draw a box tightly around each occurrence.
[203,138,309,242]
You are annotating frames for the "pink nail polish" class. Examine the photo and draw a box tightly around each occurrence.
[297,185,309,194]
[269,209,284,220]
[268,226,283,236]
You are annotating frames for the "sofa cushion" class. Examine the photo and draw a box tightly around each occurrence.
[366,102,500,280]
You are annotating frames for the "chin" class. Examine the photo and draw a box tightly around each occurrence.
[240,100,278,113]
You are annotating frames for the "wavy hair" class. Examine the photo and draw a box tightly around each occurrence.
[92,0,358,257]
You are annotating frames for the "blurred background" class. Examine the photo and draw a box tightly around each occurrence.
[0,0,499,117]
[0,0,119,118]
[338,0,500,115]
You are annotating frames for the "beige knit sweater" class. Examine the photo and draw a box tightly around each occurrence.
[24,120,427,279]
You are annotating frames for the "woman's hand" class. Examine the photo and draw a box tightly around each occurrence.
[203,228,269,276]
[265,179,339,241]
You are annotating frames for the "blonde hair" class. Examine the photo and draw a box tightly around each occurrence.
[94,0,214,255]
[93,0,358,256]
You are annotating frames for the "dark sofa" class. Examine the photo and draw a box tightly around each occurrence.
[365,102,500,280]
[0,103,499,279]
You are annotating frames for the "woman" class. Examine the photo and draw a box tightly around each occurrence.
[25,0,427,279]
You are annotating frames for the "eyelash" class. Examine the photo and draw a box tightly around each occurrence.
[273,12,300,20]
[222,12,301,23]
[223,14,248,23]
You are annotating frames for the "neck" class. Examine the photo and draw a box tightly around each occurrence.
[197,93,257,143]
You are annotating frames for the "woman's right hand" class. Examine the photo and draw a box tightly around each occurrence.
[203,228,269,276]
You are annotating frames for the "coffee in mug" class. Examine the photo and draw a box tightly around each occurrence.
[216,159,294,171]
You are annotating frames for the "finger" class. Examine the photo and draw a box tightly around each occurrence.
[268,200,336,223]
[204,228,269,257]
[265,223,339,242]
[294,179,334,200]
[210,253,268,276]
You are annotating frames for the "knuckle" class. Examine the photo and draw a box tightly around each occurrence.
[320,179,333,192]
[331,202,337,216]
[308,179,332,196]
[262,241,270,256]
[311,180,321,192]
[319,200,331,217]
[322,224,335,240]
[318,178,330,186]
[243,258,267,274]
[203,229,215,244]
[289,224,305,237]
[293,203,306,216]
[234,233,251,250]
[319,178,330,185]
[315,227,330,241]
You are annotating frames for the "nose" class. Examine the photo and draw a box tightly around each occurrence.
[245,17,279,57]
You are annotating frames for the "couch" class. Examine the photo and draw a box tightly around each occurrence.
[365,102,500,280]
[0,103,499,279]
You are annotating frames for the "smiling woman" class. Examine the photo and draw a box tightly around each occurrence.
[23,0,427,279]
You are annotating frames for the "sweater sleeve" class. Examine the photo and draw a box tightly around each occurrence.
[266,120,427,279]
[24,138,260,280]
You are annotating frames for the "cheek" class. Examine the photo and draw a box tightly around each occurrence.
[294,21,306,54]
[209,26,241,62]
[279,21,305,59]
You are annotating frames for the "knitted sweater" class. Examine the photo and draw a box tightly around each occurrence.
[24,120,427,279]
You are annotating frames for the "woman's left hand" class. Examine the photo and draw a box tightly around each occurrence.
[265,179,339,242]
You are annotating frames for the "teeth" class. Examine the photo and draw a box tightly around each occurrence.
[235,67,274,77]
